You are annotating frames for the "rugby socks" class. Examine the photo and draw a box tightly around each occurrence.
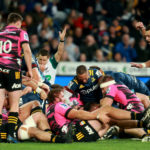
[30,106,42,115]
[45,129,52,134]
[131,112,143,120]
[0,125,7,142]
[50,134,68,143]
[7,112,18,137]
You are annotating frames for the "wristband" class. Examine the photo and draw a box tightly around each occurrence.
[141,63,146,68]
[36,87,42,94]
[60,39,65,42]
[96,114,100,120]
[38,82,43,87]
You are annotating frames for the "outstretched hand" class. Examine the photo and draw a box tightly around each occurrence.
[135,22,145,31]
[131,62,143,68]
[59,26,68,41]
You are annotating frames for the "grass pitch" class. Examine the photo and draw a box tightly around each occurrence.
[0,139,150,150]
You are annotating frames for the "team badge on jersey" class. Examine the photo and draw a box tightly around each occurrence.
[15,72,20,79]
[60,103,69,109]
[24,33,29,41]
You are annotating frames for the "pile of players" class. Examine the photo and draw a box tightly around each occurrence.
[1,13,150,143]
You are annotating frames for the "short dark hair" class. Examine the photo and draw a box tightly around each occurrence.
[76,65,87,75]
[51,84,63,89]
[48,88,63,103]
[38,49,50,57]
[7,13,23,24]
[146,25,150,31]
[99,75,114,85]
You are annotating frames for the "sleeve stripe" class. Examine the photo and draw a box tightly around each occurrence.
[65,108,73,119]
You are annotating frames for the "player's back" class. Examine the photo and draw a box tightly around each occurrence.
[0,25,24,70]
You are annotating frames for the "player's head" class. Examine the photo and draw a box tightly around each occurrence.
[7,13,23,28]
[48,86,65,104]
[76,65,89,84]
[89,66,105,76]
[145,25,150,44]
[37,49,50,65]
[99,75,115,96]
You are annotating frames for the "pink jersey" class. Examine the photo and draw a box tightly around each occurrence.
[105,84,144,113]
[47,102,72,134]
[0,25,29,71]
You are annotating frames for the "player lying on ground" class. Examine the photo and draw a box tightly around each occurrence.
[46,85,150,142]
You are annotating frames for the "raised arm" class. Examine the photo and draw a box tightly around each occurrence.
[54,26,67,62]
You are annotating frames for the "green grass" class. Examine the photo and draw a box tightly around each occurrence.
[0,139,150,150]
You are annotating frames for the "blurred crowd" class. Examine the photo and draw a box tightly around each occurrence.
[0,0,150,62]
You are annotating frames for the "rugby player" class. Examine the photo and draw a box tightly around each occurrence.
[46,86,150,142]
[37,26,67,84]
[67,65,103,111]
[99,75,150,140]
[0,13,32,142]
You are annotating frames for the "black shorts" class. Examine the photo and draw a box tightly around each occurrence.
[0,67,22,91]
[73,120,100,142]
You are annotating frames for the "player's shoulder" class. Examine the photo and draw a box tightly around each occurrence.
[88,68,102,78]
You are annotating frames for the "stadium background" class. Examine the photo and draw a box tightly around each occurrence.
[0,0,150,149]
[1,0,149,86]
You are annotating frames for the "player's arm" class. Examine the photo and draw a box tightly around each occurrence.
[100,97,113,106]
[22,43,33,78]
[135,21,146,37]
[131,60,150,68]
[136,92,150,108]
[54,26,67,62]
[67,109,97,120]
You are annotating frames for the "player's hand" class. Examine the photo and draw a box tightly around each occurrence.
[135,22,145,31]
[131,62,143,68]
[26,70,33,78]
[41,83,50,94]
[59,26,68,41]
[40,89,47,100]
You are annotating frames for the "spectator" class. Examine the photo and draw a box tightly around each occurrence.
[100,33,113,61]
[92,49,104,62]
[37,16,54,41]
[65,36,80,61]
[73,27,84,46]
[114,34,137,62]
[136,38,150,62]
[80,35,99,61]
[79,53,87,62]
[30,34,41,55]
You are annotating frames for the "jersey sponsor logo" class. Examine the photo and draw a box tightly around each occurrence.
[80,84,98,95]
[76,132,84,141]
[24,33,29,41]
[0,68,10,73]
[15,72,20,79]
[79,84,85,89]
[60,103,69,109]
[61,125,68,134]
[12,83,21,89]
[84,125,94,135]
[80,121,86,126]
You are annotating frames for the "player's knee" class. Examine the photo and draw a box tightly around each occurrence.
[18,125,31,140]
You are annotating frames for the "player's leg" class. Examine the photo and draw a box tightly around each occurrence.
[7,90,21,137]
[6,70,22,142]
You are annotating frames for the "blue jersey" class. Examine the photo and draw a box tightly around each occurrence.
[20,85,47,113]
[68,69,103,104]
[105,71,150,95]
